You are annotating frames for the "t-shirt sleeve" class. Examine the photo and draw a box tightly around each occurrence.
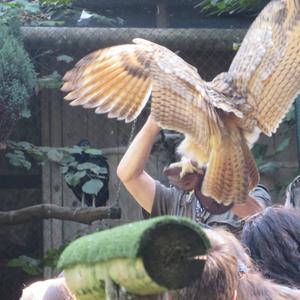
[249,184,272,208]
[142,181,179,219]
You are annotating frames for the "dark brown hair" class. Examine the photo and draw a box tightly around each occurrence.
[241,206,300,287]
[170,243,238,300]
[171,227,300,300]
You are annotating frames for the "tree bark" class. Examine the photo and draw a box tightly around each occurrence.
[21,27,246,56]
[0,204,121,225]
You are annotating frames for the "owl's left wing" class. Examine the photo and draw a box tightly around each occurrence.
[226,0,300,136]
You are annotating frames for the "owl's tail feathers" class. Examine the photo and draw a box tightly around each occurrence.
[202,129,259,205]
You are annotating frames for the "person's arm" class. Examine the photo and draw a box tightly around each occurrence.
[117,116,161,213]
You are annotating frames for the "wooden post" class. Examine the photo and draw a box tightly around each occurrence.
[156,0,169,28]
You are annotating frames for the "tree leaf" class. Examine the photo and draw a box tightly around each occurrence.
[60,166,69,174]
[47,149,64,162]
[27,148,44,162]
[64,171,86,187]
[84,148,102,155]
[98,166,108,174]
[37,71,62,90]
[19,108,31,118]
[8,255,42,275]
[67,161,78,168]
[82,179,103,195]
[5,152,31,170]
[77,162,102,174]
[259,161,279,174]
[60,155,75,164]
[57,54,73,63]
[16,141,32,150]
[252,144,268,160]
[63,146,82,154]
[274,137,290,155]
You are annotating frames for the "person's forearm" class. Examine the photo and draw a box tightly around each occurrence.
[117,116,160,183]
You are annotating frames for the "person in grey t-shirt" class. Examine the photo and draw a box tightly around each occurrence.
[117,116,271,233]
[21,116,273,299]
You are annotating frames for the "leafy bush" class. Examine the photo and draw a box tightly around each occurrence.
[5,141,109,202]
[40,0,73,6]
[195,0,270,15]
[0,18,36,142]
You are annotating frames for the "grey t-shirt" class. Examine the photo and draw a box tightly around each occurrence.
[148,181,271,230]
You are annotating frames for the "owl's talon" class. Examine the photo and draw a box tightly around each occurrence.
[169,159,202,178]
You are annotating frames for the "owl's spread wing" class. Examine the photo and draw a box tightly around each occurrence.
[62,39,242,153]
[227,0,300,135]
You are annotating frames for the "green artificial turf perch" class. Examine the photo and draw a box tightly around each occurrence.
[58,216,211,300]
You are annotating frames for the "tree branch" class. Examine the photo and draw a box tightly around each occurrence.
[0,204,121,225]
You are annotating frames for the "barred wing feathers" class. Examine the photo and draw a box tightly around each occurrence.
[62,39,242,154]
[228,0,300,136]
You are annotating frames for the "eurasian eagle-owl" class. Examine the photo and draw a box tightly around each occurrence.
[61,0,300,205]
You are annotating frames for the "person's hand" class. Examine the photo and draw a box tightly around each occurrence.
[20,277,74,300]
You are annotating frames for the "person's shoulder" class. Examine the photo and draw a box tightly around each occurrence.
[155,180,185,196]
[206,209,241,229]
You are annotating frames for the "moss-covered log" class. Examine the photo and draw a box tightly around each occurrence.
[58,216,211,299]
[21,27,246,56]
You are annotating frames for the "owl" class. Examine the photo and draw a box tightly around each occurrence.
[61,0,300,205]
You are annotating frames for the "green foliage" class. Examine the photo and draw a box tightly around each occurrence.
[40,0,73,6]
[0,1,40,27]
[253,105,295,171]
[82,179,104,195]
[0,19,36,141]
[253,136,291,174]
[8,246,65,275]
[251,106,296,197]
[0,1,72,26]
[36,71,63,91]
[195,0,270,15]
[5,140,108,196]
[8,255,42,275]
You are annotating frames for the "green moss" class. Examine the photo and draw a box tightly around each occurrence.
[58,216,210,270]
[64,258,166,299]
[59,217,211,298]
